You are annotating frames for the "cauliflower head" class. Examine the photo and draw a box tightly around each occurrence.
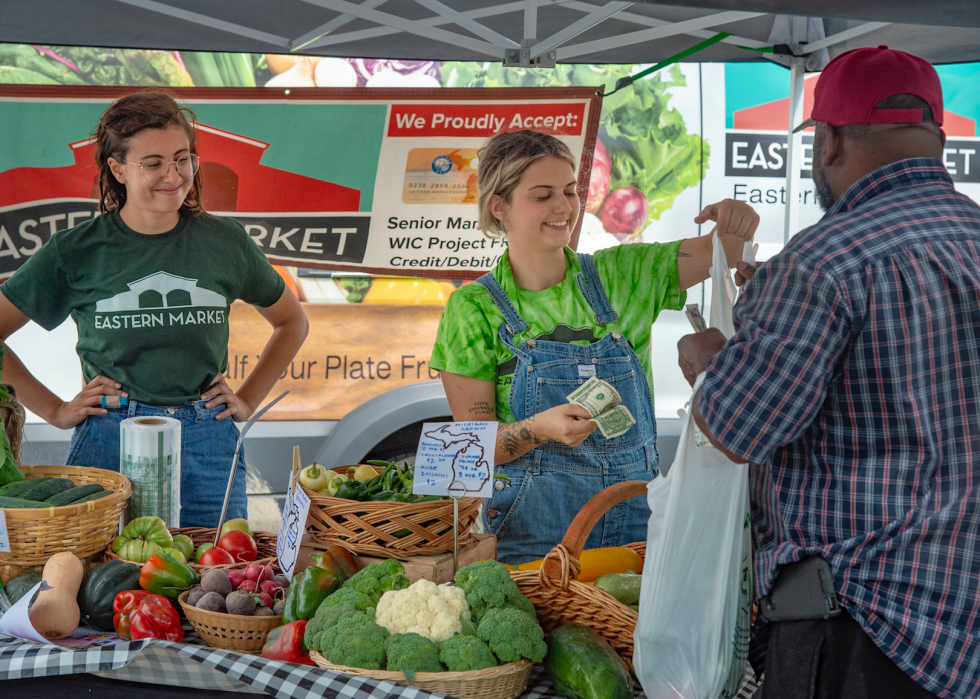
[375,579,471,644]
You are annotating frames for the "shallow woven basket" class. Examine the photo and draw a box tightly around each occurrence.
[304,465,480,558]
[310,651,532,699]
[105,526,278,572]
[0,465,132,566]
[178,590,282,652]
[511,481,648,672]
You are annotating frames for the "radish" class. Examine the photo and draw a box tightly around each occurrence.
[238,579,259,593]
[257,591,274,608]
[244,564,274,584]
[597,187,649,240]
[228,569,246,590]
[586,140,612,214]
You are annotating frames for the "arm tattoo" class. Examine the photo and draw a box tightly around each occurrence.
[498,416,546,457]
[468,401,493,415]
[677,252,693,257]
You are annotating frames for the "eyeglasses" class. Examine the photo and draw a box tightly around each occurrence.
[119,154,200,183]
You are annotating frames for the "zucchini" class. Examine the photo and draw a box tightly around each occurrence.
[70,490,113,505]
[44,483,104,506]
[0,496,47,508]
[19,478,75,501]
[544,624,633,699]
[593,573,641,607]
[0,477,51,498]
[4,572,42,606]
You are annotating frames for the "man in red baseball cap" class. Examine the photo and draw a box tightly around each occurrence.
[678,46,980,698]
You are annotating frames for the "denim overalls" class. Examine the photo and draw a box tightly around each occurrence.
[477,253,657,564]
[66,399,247,527]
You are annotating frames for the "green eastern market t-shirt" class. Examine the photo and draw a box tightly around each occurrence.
[430,243,686,423]
[1,210,285,406]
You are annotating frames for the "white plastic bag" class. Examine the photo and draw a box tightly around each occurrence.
[634,231,752,699]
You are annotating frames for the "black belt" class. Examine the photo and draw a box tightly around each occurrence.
[758,556,842,623]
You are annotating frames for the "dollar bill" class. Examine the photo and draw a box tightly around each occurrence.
[685,303,708,333]
[592,404,637,439]
[567,375,621,418]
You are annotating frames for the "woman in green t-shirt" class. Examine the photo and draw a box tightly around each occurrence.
[0,92,309,527]
[429,130,757,563]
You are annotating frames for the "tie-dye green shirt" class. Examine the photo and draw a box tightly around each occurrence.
[430,243,686,423]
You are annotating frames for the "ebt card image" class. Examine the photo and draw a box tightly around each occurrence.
[402,148,480,204]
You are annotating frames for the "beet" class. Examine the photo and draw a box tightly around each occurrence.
[597,186,649,239]
[225,590,257,616]
[201,568,232,596]
[196,592,227,613]
[254,607,275,616]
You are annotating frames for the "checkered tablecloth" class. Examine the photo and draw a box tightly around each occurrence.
[0,622,760,698]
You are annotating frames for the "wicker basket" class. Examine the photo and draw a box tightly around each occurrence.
[304,465,480,558]
[0,465,131,567]
[178,590,282,652]
[510,481,648,672]
[105,526,278,572]
[310,651,532,699]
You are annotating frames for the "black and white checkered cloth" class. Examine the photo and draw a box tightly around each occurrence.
[0,623,760,698]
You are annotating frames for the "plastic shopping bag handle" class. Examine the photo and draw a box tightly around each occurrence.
[542,480,649,581]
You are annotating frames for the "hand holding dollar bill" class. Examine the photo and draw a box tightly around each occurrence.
[566,376,636,439]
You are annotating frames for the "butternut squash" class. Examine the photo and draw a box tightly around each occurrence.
[28,552,83,639]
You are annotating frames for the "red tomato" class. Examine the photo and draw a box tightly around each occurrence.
[217,530,258,562]
[199,546,236,566]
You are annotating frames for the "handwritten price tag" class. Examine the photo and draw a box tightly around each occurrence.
[414,422,497,498]
[0,510,8,553]
[276,477,311,581]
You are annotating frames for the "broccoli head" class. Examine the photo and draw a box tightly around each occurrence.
[318,611,389,670]
[342,559,411,606]
[304,603,360,650]
[439,634,497,672]
[321,586,377,613]
[384,633,443,678]
[453,560,536,623]
[476,607,547,663]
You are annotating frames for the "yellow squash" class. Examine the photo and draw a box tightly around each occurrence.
[504,546,643,583]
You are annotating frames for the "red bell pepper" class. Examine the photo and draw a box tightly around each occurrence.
[113,589,151,640]
[261,620,314,665]
[315,545,358,580]
[129,594,184,642]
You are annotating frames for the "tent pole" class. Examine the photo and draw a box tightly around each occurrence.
[784,56,805,244]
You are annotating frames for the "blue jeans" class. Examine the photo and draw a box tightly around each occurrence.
[66,400,247,527]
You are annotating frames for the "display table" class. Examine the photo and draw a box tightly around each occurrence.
[0,623,761,698]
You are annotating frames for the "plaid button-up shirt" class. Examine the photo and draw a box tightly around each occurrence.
[701,158,980,697]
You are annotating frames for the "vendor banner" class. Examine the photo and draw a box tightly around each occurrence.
[0,85,602,280]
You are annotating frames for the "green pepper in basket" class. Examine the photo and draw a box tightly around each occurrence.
[335,479,368,501]
[139,553,199,599]
[282,562,343,624]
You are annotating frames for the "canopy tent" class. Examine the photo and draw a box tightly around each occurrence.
[3,0,980,66]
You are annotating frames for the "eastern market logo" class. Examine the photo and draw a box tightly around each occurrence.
[0,122,370,278]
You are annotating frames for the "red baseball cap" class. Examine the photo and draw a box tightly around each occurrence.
[793,46,943,133]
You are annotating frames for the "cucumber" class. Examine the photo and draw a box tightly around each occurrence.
[544,624,633,699]
[593,573,642,606]
[44,483,104,506]
[69,490,113,505]
[0,496,47,509]
[4,572,42,605]
[19,478,75,501]
[0,477,51,498]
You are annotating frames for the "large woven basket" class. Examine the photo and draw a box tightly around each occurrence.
[304,465,480,558]
[310,651,532,699]
[178,590,282,652]
[0,465,131,566]
[105,526,278,572]
[510,481,648,671]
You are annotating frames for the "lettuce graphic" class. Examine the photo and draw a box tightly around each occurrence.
[440,61,708,224]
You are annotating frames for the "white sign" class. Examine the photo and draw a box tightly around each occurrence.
[0,511,8,553]
[414,422,498,498]
[275,477,311,581]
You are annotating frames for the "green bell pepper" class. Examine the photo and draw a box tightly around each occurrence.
[335,480,368,501]
[282,563,343,624]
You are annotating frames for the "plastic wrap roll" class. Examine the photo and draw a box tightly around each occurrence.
[120,416,181,526]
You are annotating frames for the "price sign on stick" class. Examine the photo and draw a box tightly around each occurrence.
[414,422,498,498]
[276,447,311,581]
